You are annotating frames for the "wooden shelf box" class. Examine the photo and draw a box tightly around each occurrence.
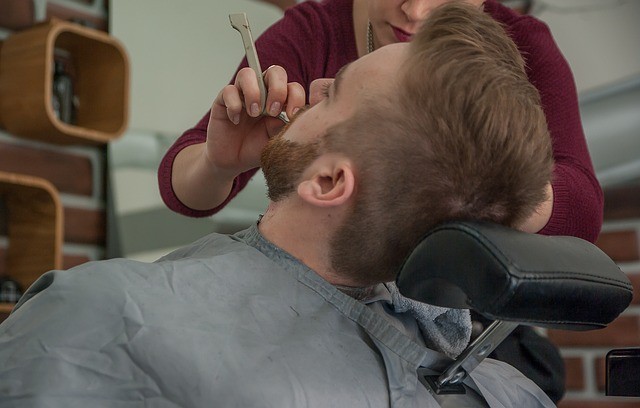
[0,19,129,144]
[0,171,62,293]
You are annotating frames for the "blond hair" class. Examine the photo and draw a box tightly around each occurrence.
[326,1,553,283]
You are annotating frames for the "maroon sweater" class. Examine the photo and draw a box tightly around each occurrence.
[158,0,603,242]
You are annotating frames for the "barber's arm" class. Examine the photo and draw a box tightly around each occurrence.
[170,66,305,211]
[523,24,603,242]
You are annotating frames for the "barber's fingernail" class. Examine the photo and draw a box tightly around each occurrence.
[292,107,300,116]
[269,102,281,116]
[250,103,260,117]
[232,114,240,125]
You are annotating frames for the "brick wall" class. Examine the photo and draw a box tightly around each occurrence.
[552,181,640,407]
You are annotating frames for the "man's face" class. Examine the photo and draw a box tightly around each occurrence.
[261,43,408,201]
[283,42,407,144]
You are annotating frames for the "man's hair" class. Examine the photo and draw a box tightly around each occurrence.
[325,1,554,284]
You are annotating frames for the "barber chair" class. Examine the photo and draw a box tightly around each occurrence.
[396,221,634,406]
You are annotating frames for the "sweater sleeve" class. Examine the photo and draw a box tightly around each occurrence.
[157,112,260,218]
[526,23,604,242]
[507,17,604,243]
[158,3,335,217]
[157,50,289,217]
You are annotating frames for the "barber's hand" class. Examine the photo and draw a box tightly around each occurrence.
[207,66,305,176]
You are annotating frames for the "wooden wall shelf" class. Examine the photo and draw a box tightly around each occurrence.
[0,171,62,292]
[0,18,129,145]
[0,302,13,314]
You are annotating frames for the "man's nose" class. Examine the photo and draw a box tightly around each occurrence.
[309,78,334,106]
[401,0,434,22]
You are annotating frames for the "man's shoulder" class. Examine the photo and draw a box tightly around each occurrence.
[10,230,278,318]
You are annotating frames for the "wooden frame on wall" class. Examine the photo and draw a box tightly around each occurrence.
[0,171,62,306]
[0,18,129,145]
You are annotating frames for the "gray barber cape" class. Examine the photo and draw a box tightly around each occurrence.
[0,224,554,407]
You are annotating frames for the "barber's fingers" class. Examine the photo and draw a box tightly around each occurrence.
[263,65,288,117]
[223,66,305,124]
[234,67,263,118]
[217,85,244,125]
[284,82,306,119]
[263,66,306,120]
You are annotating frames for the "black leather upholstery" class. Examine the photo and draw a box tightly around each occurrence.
[396,222,633,330]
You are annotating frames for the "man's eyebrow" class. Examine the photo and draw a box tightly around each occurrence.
[332,63,350,99]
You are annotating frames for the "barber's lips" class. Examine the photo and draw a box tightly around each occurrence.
[392,26,413,43]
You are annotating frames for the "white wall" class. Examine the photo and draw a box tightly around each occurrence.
[531,0,640,185]
[110,0,283,135]
[109,0,282,260]
[533,0,640,93]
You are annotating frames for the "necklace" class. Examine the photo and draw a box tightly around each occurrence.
[367,21,374,54]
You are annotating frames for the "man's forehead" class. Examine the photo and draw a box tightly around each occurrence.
[347,45,406,98]
[332,64,350,99]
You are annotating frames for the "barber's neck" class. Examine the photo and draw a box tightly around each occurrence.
[258,199,359,287]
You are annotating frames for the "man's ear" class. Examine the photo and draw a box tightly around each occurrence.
[297,155,355,208]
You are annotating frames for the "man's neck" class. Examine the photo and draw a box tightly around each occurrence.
[258,201,360,287]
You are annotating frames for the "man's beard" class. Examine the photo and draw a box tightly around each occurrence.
[260,112,405,286]
[329,194,408,286]
[260,108,321,202]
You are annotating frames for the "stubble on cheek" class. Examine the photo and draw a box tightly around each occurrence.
[260,115,320,202]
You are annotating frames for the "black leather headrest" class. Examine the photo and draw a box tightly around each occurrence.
[396,222,633,330]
